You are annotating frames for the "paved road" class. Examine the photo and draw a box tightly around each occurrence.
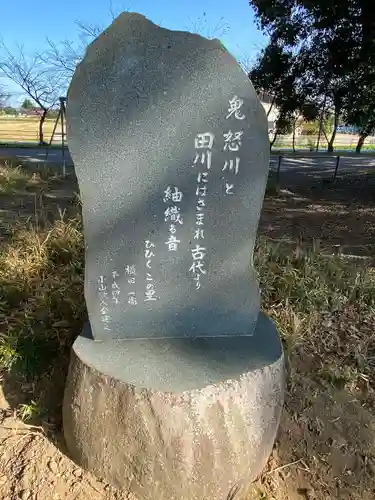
[269,154,375,177]
[0,146,72,166]
[1,146,375,177]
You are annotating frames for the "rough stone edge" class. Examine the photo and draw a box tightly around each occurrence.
[63,341,285,500]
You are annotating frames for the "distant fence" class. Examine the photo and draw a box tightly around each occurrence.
[272,133,375,152]
[1,116,375,153]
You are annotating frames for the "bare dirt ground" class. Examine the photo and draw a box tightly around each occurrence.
[1,163,375,500]
[2,379,375,500]
[261,167,375,258]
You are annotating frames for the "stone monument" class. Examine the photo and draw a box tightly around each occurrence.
[63,12,284,500]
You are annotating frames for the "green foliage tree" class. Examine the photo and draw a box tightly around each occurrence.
[249,0,375,153]
[250,42,319,150]
[342,63,375,152]
[1,106,16,115]
[0,85,10,109]
[21,98,34,109]
[250,42,294,119]
[301,117,333,137]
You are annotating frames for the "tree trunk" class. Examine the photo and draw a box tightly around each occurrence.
[38,108,48,146]
[267,97,275,118]
[327,111,339,153]
[270,131,278,151]
[356,133,368,153]
[316,95,327,152]
[292,118,298,152]
[327,126,337,152]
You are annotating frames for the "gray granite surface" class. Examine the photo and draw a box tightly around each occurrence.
[75,312,282,392]
[67,12,270,340]
[64,309,284,499]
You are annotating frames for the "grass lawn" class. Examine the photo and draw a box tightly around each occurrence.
[272,144,375,154]
[0,116,58,144]
[272,132,375,154]
[1,116,375,156]
[0,160,375,499]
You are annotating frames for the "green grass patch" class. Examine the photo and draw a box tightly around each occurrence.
[18,399,44,422]
[271,142,375,153]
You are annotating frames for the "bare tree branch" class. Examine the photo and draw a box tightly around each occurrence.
[43,38,79,75]
[75,21,103,39]
[0,40,63,144]
[108,0,116,21]
[186,13,230,39]
[40,8,129,93]
[39,20,105,88]
[0,84,10,107]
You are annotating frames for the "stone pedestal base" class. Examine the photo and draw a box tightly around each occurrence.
[63,312,284,500]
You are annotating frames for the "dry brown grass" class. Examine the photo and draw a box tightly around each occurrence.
[247,239,375,500]
[256,238,375,391]
[0,116,56,143]
[0,216,84,376]
[0,162,83,385]
[0,161,51,194]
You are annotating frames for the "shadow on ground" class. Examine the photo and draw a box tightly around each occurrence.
[261,167,375,258]
[251,371,375,500]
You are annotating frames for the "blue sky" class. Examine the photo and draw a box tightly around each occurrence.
[1,0,267,104]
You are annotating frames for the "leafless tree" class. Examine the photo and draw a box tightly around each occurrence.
[186,13,230,39]
[238,41,266,74]
[75,21,103,39]
[41,2,121,84]
[40,20,103,92]
[0,41,62,144]
[44,37,81,77]
[0,84,9,108]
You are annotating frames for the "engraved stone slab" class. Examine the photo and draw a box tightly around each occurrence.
[67,12,270,340]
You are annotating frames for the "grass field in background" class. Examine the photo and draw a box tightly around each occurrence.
[0,117,59,144]
[1,116,375,153]
[273,132,375,152]
[273,142,375,151]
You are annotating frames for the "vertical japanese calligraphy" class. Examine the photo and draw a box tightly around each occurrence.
[190,132,215,290]
[95,96,248,317]
[111,271,120,304]
[163,186,183,251]
[97,275,111,331]
[145,240,158,302]
[125,265,137,306]
[223,95,246,195]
